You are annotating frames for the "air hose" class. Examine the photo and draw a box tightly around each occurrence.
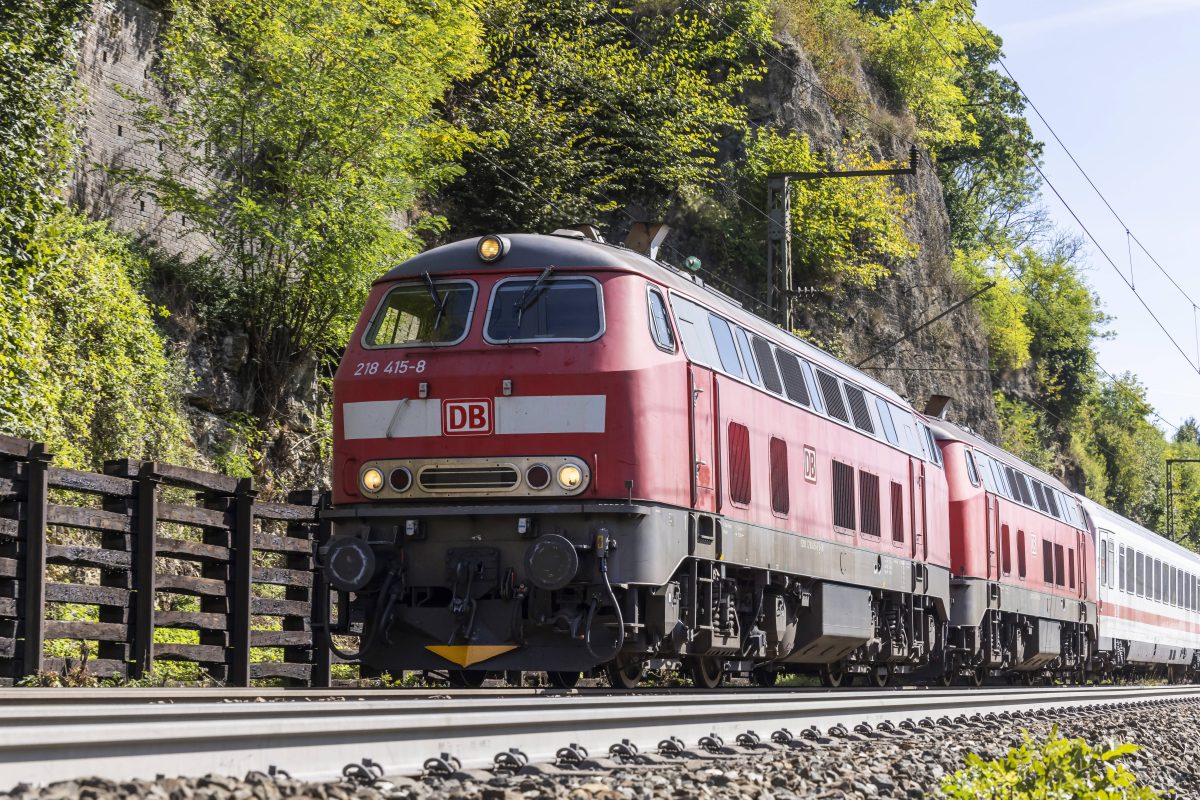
[584,549,625,662]
[327,567,400,662]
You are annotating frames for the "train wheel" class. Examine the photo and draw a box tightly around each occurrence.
[689,657,725,689]
[548,671,582,689]
[869,664,893,688]
[820,665,847,688]
[606,662,643,690]
[968,667,985,687]
[448,670,486,688]
[751,666,778,687]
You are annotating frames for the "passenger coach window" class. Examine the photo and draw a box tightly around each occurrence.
[647,288,675,352]
[486,276,602,342]
[1119,545,1126,592]
[366,280,476,347]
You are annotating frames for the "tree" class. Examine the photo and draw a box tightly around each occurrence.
[125,0,484,419]
[439,0,772,233]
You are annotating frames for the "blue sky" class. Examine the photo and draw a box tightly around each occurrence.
[974,0,1200,434]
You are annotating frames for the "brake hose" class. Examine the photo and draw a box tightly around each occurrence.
[327,568,399,662]
[584,550,625,662]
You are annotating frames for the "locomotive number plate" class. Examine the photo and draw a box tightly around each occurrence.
[443,399,494,435]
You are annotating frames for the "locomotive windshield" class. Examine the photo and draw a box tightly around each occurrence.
[485,276,603,342]
[365,279,476,347]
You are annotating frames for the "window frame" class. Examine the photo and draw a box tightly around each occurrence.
[361,278,479,350]
[646,285,677,353]
[482,274,606,344]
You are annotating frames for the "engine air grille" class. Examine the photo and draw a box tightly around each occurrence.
[419,466,519,491]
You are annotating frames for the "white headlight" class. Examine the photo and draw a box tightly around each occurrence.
[557,464,583,490]
[361,467,385,493]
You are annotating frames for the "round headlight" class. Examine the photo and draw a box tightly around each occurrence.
[557,464,584,490]
[526,463,551,490]
[389,467,412,493]
[477,235,509,262]
[361,467,385,493]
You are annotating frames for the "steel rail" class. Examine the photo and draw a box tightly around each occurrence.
[0,685,1196,787]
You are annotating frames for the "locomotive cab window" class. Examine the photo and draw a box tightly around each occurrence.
[365,279,477,347]
[647,287,676,352]
[485,276,603,342]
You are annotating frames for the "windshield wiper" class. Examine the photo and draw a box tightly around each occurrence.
[514,265,555,327]
[423,271,447,330]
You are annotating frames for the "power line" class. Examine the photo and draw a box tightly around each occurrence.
[910,5,1200,378]
[957,7,1200,310]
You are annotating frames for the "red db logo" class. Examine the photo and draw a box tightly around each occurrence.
[442,399,493,436]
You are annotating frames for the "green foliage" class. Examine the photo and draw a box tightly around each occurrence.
[951,247,1030,370]
[941,727,1159,799]
[0,212,194,469]
[124,0,483,418]
[0,0,88,262]
[856,1,989,153]
[731,128,917,289]
[994,393,1053,473]
[1082,376,1167,530]
[441,0,772,232]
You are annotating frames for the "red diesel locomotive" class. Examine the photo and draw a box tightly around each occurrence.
[322,230,971,687]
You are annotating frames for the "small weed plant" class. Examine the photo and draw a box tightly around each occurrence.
[940,727,1159,799]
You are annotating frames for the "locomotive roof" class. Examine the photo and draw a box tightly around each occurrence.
[380,233,911,407]
[925,417,1074,495]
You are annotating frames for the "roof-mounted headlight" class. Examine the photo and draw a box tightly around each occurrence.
[477,235,510,263]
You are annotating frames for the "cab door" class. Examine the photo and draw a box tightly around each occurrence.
[910,457,927,562]
[986,496,999,580]
[690,366,716,512]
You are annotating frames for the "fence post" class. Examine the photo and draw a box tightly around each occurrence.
[21,444,50,679]
[132,462,159,678]
[310,492,333,687]
[228,477,256,686]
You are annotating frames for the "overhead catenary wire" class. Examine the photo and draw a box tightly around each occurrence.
[956,6,1200,311]
[912,5,1200,376]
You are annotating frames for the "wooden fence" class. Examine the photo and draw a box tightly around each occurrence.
[0,434,351,686]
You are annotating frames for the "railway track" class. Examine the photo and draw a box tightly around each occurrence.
[1,684,1198,787]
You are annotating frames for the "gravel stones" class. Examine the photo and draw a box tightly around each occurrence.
[6,699,1200,799]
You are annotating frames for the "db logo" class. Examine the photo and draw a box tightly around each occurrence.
[442,399,493,436]
[803,445,817,483]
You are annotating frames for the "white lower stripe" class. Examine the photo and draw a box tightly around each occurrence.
[342,395,607,440]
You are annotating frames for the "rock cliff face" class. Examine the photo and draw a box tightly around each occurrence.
[71,2,999,486]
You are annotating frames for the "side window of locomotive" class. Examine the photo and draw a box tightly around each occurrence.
[816,370,850,424]
[707,315,744,378]
[922,425,942,466]
[732,327,762,386]
[750,336,785,395]
[486,276,603,342]
[889,404,922,458]
[669,295,721,368]
[875,397,898,445]
[801,360,825,413]
[647,287,676,352]
[964,449,980,487]
[843,384,876,435]
[365,280,476,347]
[774,348,811,406]
[1017,530,1027,578]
